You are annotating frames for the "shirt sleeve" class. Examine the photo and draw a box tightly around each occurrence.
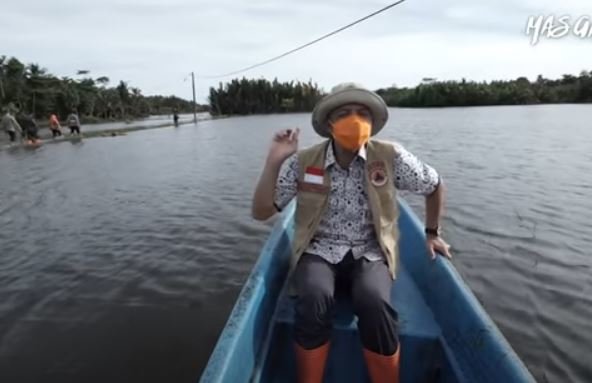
[392,143,440,195]
[274,153,299,211]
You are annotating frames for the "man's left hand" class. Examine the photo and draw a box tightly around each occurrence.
[426,236,452,260]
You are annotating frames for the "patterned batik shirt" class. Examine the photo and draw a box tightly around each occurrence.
[274,141,440,264]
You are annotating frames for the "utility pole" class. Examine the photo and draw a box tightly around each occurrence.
[191,72,197,124]
[0,76,5,101]
[0,60,5,101]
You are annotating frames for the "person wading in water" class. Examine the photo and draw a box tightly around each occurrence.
[251,83,451,383]
[18,113,41,145]
[49,113,63,138]
[1,109,23,144]
[66,110,81,136]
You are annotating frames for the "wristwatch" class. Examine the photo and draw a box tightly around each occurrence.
[425,226,440,237]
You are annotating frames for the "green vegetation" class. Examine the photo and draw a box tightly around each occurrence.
[376,72,592,107]
[5,54,590,123]
[212,72,592,114]
[209,78,324,115]
[0,56,202,122]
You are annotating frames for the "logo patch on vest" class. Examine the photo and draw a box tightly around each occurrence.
[369,161,388,187]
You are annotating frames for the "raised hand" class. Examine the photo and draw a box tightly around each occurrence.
[268,128,300,164]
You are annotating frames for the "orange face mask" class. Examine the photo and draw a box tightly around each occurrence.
[330,114,371,152]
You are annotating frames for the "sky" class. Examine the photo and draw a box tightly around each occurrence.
[1,0,591,103]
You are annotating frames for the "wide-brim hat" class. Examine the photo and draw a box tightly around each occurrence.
[312,82,388,138]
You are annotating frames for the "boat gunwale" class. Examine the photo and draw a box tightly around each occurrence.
[397,198,535,382]
[199,198,536,382]
[199,203,295,382]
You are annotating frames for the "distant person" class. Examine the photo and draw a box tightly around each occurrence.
[173,110,179,127]
[66,110,81,135]
[19,113,41,144]
[1,110,23,143]
[49,114,63,138]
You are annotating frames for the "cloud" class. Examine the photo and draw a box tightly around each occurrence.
[1,0,591,102]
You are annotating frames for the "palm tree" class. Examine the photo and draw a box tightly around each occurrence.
[96,76,110,87]
[116,81,129,118]
[25,63,48,115]
[0,55,6,101]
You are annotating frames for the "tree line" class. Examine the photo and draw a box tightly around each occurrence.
[376,71,592,107]
[208,78,324,115]
[210,72,592,115]
[0,56,201,123]
[5,54,589,122]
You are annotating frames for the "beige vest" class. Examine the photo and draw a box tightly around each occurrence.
[290,139,400,278]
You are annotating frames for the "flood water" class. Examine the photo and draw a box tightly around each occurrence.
[0,105,591,383]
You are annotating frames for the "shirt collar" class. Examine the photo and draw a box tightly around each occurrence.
[324,140,367,169]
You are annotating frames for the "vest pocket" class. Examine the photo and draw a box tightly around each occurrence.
[295,192,326,225]
[297,189,328,208]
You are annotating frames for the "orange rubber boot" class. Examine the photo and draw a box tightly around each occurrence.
[295,342,330,383]
[363,346,400,383]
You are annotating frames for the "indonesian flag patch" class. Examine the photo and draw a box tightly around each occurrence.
[304,167,324,185]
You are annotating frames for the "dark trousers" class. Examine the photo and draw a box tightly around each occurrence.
[51,128,62,137]
[70,126,80,135]
[293,252,399,355]
[7,131,16,142]
[26,129,39,140]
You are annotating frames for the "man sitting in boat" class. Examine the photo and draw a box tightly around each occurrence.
[251,83,451,383]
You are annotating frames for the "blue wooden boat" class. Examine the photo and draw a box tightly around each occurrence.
[199,199,535,383]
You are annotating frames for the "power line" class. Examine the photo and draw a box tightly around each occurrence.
[199,0,408,79]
